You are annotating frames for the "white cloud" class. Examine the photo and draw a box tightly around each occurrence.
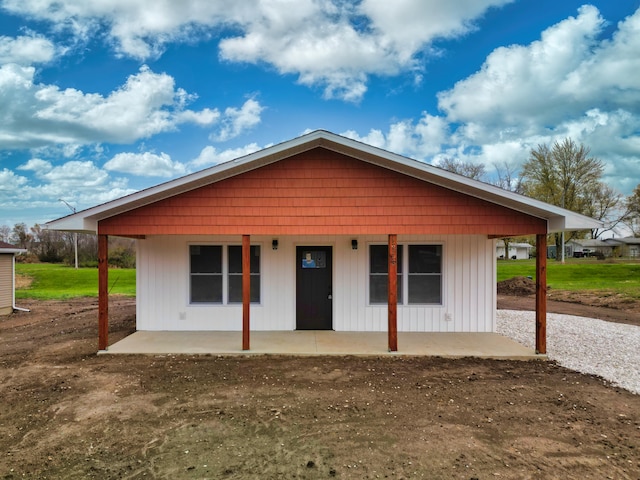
[0,158,135,216]
[438,6,640,135]
[343,111,450,159]
[17,158,53,173]
[104,151,187,177]
[0,168,28,190]
[0,34,57,64]
[1,0,511,102]
[190,143,262,168]
[0,64,220,148]
[210,98,264,142]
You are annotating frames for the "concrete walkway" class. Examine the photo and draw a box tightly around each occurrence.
[103,330,542,359]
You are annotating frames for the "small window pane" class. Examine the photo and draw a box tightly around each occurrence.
[370,245,403,273]
[190,245,221,273]
[229,275,261,303]
[409,245,441,274]
[191,275,222,303]
[228,245,261,304]
[370,245,388,273]
[369,275,388,304]
[229,245,260,273]
[408,275,441,304]
[369,245,402,304]
[228,246,242,274]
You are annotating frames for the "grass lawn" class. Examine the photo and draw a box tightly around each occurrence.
[497,258,640,300]
[16,263,135,299]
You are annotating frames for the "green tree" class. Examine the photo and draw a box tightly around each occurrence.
[522,139,604,212]
[521,139,611,258]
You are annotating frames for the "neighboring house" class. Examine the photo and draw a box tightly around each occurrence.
[605,237,640,257]
[0,242,26,315]
[566,239,615,258]
[496,241,532,260]
[46,131,601,354]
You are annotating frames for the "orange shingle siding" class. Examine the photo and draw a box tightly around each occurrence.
[98,148,546,236]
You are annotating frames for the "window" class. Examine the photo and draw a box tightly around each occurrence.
[369,244,403,304]
[369,243,442,305]
[189,244,261,304]
[190,245,222,303]
[228,245,261,303]
[408,245,442,304]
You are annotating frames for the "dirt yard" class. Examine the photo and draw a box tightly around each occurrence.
[1,294,639,479]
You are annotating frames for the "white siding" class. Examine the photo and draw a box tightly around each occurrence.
[136,234,496,333]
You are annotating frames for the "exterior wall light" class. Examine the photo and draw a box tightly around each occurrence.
[351,239,358,250]
[272,239,278,250]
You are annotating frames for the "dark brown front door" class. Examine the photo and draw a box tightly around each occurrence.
[296,246,333,330]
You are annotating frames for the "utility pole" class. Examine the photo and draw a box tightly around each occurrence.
[59,199,78,269]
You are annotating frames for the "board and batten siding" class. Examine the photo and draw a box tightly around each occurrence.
[135,234,495,333]
[0,254,14,315]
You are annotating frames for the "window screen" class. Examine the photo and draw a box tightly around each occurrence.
[369,244,403,304]
[228,245,261,303]
[408,245,442,304]
[190,245,222,303]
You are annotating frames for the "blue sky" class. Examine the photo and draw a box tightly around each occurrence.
[1,0,639,228]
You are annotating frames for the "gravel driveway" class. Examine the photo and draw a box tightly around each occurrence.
[497,310,640,395]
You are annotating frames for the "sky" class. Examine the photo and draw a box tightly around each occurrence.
[1,0,639,229]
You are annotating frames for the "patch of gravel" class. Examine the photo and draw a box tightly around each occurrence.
[497,310,640,395]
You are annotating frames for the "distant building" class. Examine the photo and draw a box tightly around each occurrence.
[605,237,640,258]
[566,238,614,258]
[0,241,26,315]
[496,240,532,260]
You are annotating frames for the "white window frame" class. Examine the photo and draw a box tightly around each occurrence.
[368,242,443,306]
[188,243,262,305]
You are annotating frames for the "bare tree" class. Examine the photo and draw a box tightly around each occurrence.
[0,225,10,243]
[438,158,486,180]
[582,183,628,239]
[627,184,640,236]
[493,161,524,194]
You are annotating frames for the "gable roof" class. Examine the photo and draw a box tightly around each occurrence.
[0,241,26,254]
[46,130,602,234]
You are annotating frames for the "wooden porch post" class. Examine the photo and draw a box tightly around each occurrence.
[535,234,547,354]
[388,234,398,352]
[242,234,250,350]
[98,234,109,351]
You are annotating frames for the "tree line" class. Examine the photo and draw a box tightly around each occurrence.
[440,138,640,258]
[0,223,135,268]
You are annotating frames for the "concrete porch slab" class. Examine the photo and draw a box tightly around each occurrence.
[102,331,542,359]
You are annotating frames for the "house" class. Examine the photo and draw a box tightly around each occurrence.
[496,241,532,260]
[565,238,614,258]
[605,237,640,257]
[46,131,601,354]
[0,241,27,315]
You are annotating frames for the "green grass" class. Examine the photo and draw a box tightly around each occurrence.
[497,258,640,300]
[16,263,136,299]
